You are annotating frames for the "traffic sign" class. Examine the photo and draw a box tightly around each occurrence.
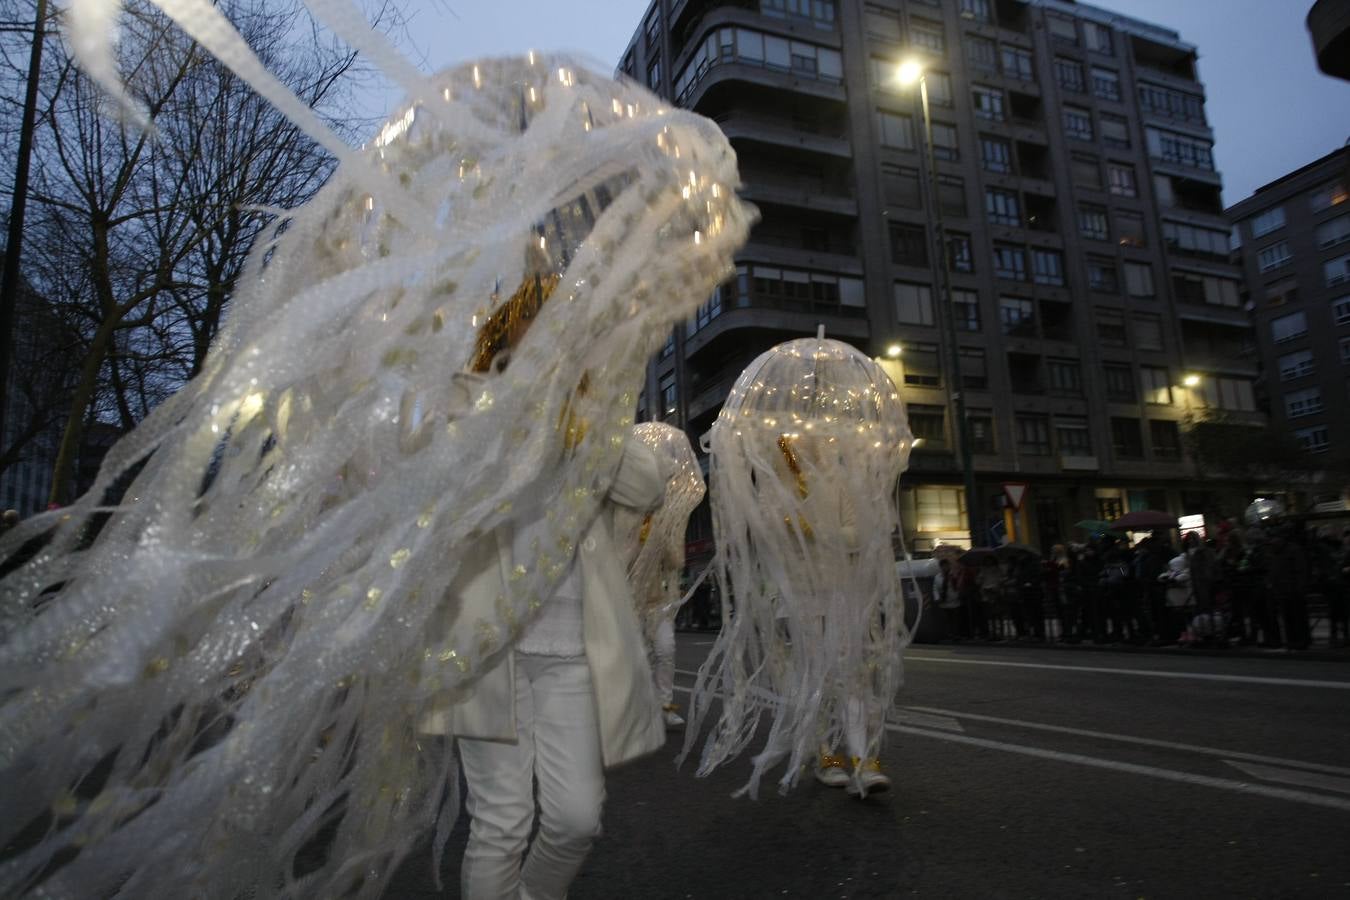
[1002,482,1029,511]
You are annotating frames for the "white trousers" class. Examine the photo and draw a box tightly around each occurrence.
[458,653,604,900]
[650,616,676,707]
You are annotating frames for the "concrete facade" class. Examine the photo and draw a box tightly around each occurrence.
[622,0,1259,550]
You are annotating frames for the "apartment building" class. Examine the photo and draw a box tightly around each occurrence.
[1228,146,1350,509]
[621,0,1258,550]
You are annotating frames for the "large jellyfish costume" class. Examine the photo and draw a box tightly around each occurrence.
[680,336,914,798]
[0,3,751,896]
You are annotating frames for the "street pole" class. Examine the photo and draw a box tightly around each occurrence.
[0,0,49,454]
[913,72,983,547]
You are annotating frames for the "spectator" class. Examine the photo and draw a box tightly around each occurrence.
[933,558,964,641]
[1133,534,1168,645]
[1046,545,1073,642]
[1073,541,1106,643]
[1013,552,1045,641]
[1263,527,1310,650]
[977,555,1004,640]
[1159,548,1192,644]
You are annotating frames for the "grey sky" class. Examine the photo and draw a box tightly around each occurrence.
[389,1,1350,205]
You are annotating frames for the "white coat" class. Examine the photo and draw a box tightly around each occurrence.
[420,429,666,769]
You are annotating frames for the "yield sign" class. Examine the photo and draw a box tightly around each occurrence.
[1002,482,1029,511]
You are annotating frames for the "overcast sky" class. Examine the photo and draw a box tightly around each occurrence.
[386,0,1350,206]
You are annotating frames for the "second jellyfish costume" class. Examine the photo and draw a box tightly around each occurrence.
[681,336,914,798]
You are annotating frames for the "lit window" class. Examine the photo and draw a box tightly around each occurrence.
[1140,366,1171,404]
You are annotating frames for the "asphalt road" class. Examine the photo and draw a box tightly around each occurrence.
[388,638,1350,899]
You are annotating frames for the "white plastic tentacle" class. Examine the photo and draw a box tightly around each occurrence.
[302,0,431,104]
[63,0,150,127]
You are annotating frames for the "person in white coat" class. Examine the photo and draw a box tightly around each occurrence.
[419,273,667,900]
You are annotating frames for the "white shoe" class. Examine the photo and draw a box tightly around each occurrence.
[815,753,850,788]
[662,705,685,729]
[846,758,892,797]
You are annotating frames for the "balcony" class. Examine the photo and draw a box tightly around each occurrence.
[712,109,851,158]
[739,170,858,216]
[1060,454,1100,472]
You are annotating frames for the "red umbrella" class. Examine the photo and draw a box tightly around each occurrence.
[1110,510,1177,530]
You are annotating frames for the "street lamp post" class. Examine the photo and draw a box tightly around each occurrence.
[897,60,983,547]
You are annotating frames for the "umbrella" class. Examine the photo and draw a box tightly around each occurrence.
[1074,519,1123,535]
[1111,510,1177,530]
[995,542,1040,557]
[958,547,997,565]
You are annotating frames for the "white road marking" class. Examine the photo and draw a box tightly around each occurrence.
[891,710,964,732]
[1223,760,1350,796]
[902,704,1350,778]
[890,724,1350,813]
[905,654,1350,690]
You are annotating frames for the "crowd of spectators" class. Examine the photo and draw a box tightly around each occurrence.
[929,523,1350,650]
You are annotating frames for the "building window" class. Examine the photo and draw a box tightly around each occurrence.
[952,288,981,331]
[1333,296,1350,326]
[1111,417,1143,457]
[865,5,901,41]
[882,164,923,208]
[1095,307,1126,345]
[1278,350,1315,381]
[1071,153,1102,190]
[1317,215,1350,249]
[1047,14,1078,44]
[1131,313,1163,350]
[1083,21,1113,54]
[1150,420,1181,459]
[968,409,996,453]
[1249,206,1286,238]
[1340,336,1350,365]
[1137,82,1206,125]
[914,485,967,530]
[960,345,988,386]
[1078,204,1109,240]
[1253,241,1292,273]
[660,374,677,419]
[948,233,974,273]
[1263,278,1299,307]
[1141,366,1171,404]
[659,330,676,359]
[960,0,992,23]
[1087,257,1118,292]
[901,340,941,385]
[1200,376,1257,412]
[1016,414,1052,455]
[909,405,948,450]
[966,35,998,71]
[1310,179,1349,213]
[1271,310,1308,343]
[1106,162,1136,197]
[877,109,916,149]
[889,222,928,267]
[910,17,945,52]
[1285,387,1323,419]
[1295,426,1330,453]
[1163,220,1231,260]
[972,85,1004,120]
[1092,67,1120,100]
[1056,416,1092,454]
[762,0,837,26]
[1099,113,1130,148]
[1325,253,1350,287]
[1000,296,1035,335]
[894,281,935,325]
[645,10,661,47]
[1172,270,1240,307]
[1047,358,1083,396]
[932,122,960,161]
[926,71,954,105]
[1001,45,1034,80]
[985,187,1020,227]
[1104,363,1136,401]
[674,27,843,102]
[1053,57,1085,93]
[1124,262,1155,297]
[1146,127,1214,170]
[980,135,1012,173]
[1063,106,1093,141]
[1116,209,1147,247]
[993,243,1027,281]
[1032,248,1065,285]
[647,59,662,90]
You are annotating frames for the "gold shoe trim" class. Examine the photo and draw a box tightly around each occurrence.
[819,753,848,771]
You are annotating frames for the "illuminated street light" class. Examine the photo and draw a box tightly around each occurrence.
[896,59,923,86]
[886,343,903,358]
[1183,373,1201,388]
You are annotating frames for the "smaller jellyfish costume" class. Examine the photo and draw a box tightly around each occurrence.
[681,336,914,797]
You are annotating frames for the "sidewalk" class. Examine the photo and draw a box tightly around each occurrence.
[914,635,1350,663]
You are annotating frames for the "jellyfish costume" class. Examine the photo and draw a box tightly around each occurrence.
[0,3,751,896]
[680,336,914,798]
[616,422,707,720]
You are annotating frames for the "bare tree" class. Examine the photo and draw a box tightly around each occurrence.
[2,0,384,502]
